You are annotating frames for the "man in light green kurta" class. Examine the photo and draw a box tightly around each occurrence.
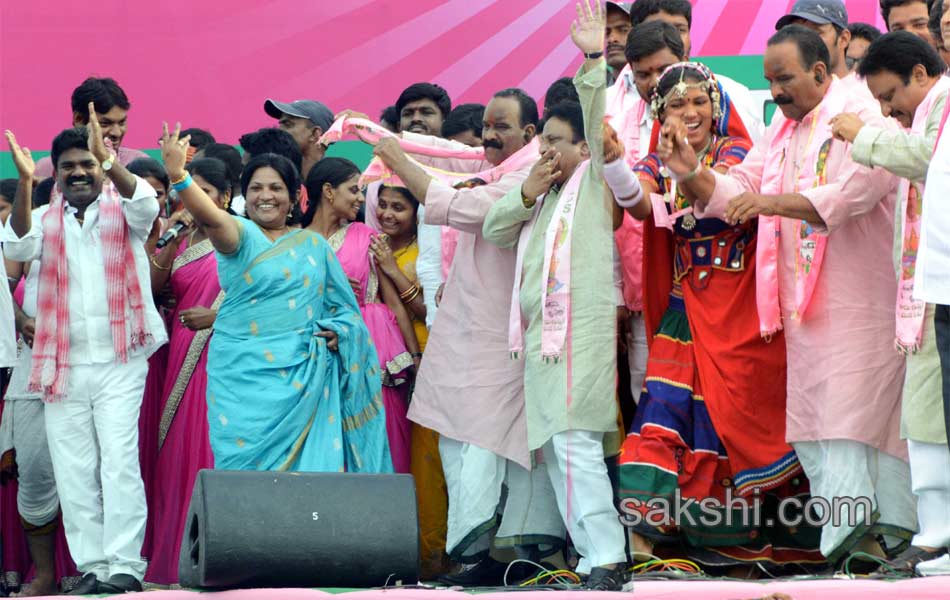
[831,32,950,569]
[481,6,627,587]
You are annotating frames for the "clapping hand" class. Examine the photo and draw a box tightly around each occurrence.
[86,102,113,164]
[570,0,605,56]
[369,234,399,277]
[657,117,698,179]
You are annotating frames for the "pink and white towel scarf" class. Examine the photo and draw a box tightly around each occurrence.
[895,77,950,353]
[508,161,590,362]
[321,116,539,189]
[30,183,153,401]
[755,85,844,338]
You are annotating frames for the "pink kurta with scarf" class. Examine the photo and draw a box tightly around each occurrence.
[700,78,907,459]
[399,134,533,467]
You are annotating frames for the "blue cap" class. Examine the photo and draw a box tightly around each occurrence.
[776,0,848,31]
[264,99,334,131]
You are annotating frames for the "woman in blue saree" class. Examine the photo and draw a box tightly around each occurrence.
[159,124,391,473]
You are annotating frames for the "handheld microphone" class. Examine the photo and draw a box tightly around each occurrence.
[156,222,187,249]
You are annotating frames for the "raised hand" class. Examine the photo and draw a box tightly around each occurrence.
[570,0,605,55]
[334,109,372,123]
[159,122,192,181]
[5,131,35,180]
[522,147,562,200]
[86,102,113,163]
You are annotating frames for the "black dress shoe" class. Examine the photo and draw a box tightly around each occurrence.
[97,573,143,594]
[67,573,100,595]
[437,557,508,587]
[584,564,629,591]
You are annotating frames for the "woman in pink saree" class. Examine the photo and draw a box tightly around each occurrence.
[303,158,420,473]
[143,158,230,584]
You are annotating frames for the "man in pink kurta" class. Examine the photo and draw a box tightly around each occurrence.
[666,25,914,566]
[372,89,565,585]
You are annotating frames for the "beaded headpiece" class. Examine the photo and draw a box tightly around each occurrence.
[649,61,722,123]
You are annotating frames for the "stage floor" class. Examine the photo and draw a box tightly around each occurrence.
[29,575,950,598]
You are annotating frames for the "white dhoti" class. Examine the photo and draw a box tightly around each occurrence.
[793,439,917,563]
[908,439,950,549]
[44,358,149,581]
[9,400,59,527]
[3,343,59,528]
[541,430,627,574]
[438,435,564,561]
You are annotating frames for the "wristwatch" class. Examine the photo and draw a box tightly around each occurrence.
[583,51,603,59]
[101,153,117,171]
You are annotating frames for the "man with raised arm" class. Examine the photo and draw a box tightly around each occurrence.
[4,108,166,594]
[482,1,629,590]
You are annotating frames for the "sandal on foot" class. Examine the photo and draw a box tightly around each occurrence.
[873,546,946,576]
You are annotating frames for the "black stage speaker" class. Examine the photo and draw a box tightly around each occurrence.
[178,470,419,589]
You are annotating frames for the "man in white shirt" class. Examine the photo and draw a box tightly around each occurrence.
[4,116,166,595]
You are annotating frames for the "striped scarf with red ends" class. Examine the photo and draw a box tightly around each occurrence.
[29,182,153,402]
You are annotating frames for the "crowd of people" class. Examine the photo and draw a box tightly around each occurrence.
[0,0,949,595]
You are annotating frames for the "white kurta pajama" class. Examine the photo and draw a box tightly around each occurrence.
[483,63,626,574]
[3,177,167,582]
[700,78,915,563]
[849,78,950,556]
[402,133,565,561]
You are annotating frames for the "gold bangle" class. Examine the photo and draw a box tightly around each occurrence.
[149,256,171,271]
[400,285,421,304]
[398,283,419,301]
[169,172,188,186]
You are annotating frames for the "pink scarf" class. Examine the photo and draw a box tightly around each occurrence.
[322,116,539,188]
[508,161,590,362]
[755,81,844,337]
[895,77,950,353]
[30,183,153,401]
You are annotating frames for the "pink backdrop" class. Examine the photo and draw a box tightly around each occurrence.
[0,0,886,149]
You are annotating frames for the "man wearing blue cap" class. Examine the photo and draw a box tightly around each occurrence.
[776,0,853,81]
[264,98,334,180]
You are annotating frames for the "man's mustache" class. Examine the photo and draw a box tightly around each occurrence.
[773,95,793,106]
[483,139,503,150]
